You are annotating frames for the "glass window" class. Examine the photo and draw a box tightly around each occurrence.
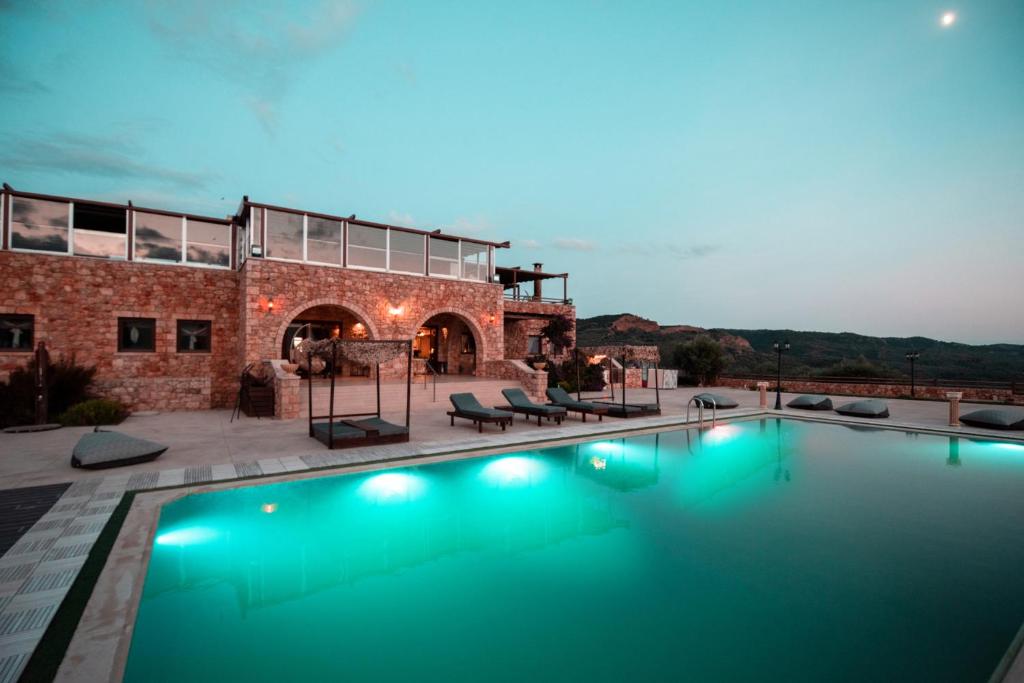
[186,219,231,267]
[461,241,488,281]
[0,314,33,350]
[428,237,460,277]
[72,203,127,259]
[265,209,303,261]
[527,336,542,355]
[118,317,156,352]
[177,319,211,352]
[388,230,424,274]
[251,206,263,248]
[134,212,182,262]
[347,223,387,269]
[307,216,342,265]
[10,196,69,252]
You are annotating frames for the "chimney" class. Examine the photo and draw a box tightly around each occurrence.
[533,263,543,301]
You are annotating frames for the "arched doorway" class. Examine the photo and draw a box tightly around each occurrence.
[414,313,479,375]
[282,304,372,377]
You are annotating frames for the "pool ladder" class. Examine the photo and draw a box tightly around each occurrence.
[687,396,717,429]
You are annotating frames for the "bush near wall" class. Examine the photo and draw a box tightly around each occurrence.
[59,399,129,427]
[0,356,97,428]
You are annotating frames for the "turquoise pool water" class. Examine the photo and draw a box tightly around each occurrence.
[124,419,1024,682]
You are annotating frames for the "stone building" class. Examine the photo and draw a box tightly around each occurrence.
[0,184,574,414]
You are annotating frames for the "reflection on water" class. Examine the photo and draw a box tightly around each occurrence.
[126,419,1024,683]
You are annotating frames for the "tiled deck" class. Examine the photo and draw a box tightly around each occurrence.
[0,387,1022,682]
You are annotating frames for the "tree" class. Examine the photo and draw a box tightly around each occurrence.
[539,314,574,356]
[672,336,727,386]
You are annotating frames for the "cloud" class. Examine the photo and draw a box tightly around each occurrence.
[387,210,416,227]
[620,242,721,259]
[0,131,215,190]
[553,238,597,252]
[144,1,360,134]
[446,215,494,236]
[517,239,542,249]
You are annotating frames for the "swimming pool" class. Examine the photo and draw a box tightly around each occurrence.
[124,419,1024,682]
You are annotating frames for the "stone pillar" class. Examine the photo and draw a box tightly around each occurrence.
[267,360,301,420]
[947,392,962,426]
[757,381,769,409]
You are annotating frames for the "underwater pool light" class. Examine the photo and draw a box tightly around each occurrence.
[155,526,219,547]
[481,456,546,487]
[358,471,426,503]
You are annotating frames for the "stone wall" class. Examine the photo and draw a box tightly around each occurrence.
[0,251,240,411]
[716,376,1022,404]
[502,299,575,363]
[241,259,506,373]
[480,359,548,401]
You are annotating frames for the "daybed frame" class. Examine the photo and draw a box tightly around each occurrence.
[574,345,662,418]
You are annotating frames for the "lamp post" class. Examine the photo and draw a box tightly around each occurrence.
[905,351,920,397]
[773,340,790,410]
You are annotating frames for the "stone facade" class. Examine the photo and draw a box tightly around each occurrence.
[502,300,575,363]
[0,251,239,411]
[2,251,575,415]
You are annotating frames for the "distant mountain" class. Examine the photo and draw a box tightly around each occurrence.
[575,314,1024,383]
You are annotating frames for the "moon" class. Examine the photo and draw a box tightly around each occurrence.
[941,11,957,27]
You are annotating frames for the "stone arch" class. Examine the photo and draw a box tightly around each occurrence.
[274,297,381,357]
[410,306,492,368]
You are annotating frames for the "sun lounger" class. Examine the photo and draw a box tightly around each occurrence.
[499,388,567,426]
[590,400,661,418]
[448,393,515,433]
[546,387,608,422]
[71,428,167,469]
[311,417,410,448]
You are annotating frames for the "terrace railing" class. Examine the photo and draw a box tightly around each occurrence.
[503,292,573,305]
[721,374,1022,393]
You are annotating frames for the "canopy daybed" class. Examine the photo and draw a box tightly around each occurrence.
[574,345,662,418]
[301,338,413,449]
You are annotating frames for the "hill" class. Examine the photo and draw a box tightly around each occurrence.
[575,314,1024,383]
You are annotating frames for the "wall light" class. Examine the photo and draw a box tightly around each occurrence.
[388,304,404,317]
[267,299,275,313]
[489,314,496,325]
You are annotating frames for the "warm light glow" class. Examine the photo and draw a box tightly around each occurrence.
[261,503,278,514]
[590,456,607,470]
[155,527,218,546]
[352,322,366,334]
[388,304,404,316]
[267,299,275,312]
[489,314,496,324]
[358,471,426,502]
[331,325,341,338]
[940,11,956,27]
[481,456,546,487]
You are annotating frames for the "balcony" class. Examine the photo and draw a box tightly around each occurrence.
[496,264,572,306]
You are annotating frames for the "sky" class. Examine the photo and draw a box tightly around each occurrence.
[1,0,1022,344]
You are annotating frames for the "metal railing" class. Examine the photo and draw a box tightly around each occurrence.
[686,395,716,429]
[422,361,439,402]
[503,292,573,305]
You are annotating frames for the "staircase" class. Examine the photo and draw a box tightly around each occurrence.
[299,377,529,418]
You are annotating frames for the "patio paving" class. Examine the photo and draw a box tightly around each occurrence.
[0,385,1021,683]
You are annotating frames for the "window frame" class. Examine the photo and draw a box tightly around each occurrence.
[184,218,233,269]
[117,317,157,353]
[176,319,213,353]
[346,222,389,272]
[0,313,35,352]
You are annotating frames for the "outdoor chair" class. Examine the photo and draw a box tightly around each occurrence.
[499,388,568,426]
[448,393,515,433]
[546,387,609,422]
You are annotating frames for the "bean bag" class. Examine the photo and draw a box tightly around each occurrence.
[958,409,1024,431]
[835,399,889,419]
[692,393,739,409]
[71,429,167,469]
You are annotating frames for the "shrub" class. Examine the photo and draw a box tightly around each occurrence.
[0,355,98,428]
[58,399,128,427]
[539,315,575,356]
[671,336,728,386]
[546,356,605,392]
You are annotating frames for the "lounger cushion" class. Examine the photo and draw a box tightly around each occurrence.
[959,409,1024,431]
[787,395,834,411]
[835,399,890,418]
[71,430,167,469]
[450,393,513,419]
[351,417,410,437]
[692,393,739,409]
[311,422,367,441]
